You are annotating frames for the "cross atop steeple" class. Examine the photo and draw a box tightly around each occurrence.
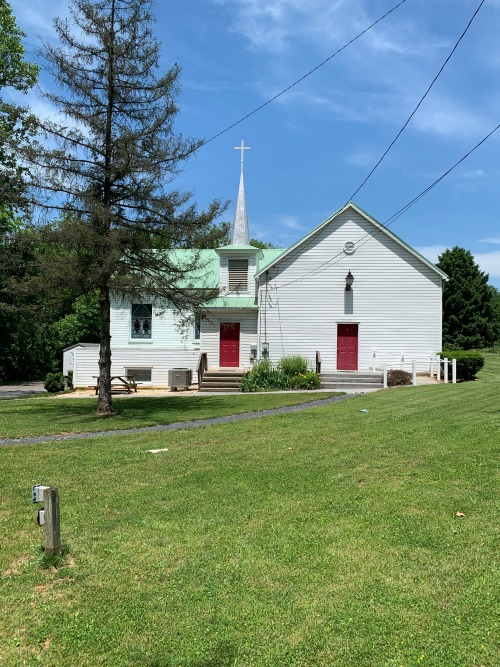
[235,139,251,170]
[231,140,251,245]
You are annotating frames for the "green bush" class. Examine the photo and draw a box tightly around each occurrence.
[437,350,485,381]
[66,369,74,390]
[44,372,66,393]
[241,358,320,392]
[277,355,309,377]
[289,371,321,390]
[387,369,412,387]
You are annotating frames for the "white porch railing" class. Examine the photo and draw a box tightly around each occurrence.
[371,353,457,388]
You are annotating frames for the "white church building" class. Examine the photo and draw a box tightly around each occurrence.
[65,143,447,388]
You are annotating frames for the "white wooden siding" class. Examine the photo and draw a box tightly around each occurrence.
[257,210,443,372]
[201,311,258,368]
[72,345,201,388]
[110,295,200,349]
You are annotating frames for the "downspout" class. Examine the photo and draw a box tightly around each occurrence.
[264,270,268,346]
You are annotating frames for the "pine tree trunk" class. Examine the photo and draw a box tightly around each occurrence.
[97,285,114,414]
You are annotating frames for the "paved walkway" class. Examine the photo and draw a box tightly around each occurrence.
[0,381,46,399]
[0,394,356,447]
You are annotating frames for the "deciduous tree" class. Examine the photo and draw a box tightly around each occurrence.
[0,0,38,214]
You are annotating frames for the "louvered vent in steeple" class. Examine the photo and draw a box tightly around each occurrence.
[228,259,248,292]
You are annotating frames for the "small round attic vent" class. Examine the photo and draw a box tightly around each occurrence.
[344,241,355,254]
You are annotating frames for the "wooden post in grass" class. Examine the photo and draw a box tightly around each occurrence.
[383,363,387,389]
[43,487,62,556]
[444,358,449,384]
[452,358,457,384]
[412,360,417,386]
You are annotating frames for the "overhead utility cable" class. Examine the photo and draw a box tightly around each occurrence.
[273,122,500,290]
[169,0,410,163]
[347,0,486,202]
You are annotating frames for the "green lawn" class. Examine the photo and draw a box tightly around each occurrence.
[0,392,342,439]
[0,355,498,666]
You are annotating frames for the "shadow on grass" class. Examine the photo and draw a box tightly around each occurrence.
[146,641,239,667]
[0,393,307,437]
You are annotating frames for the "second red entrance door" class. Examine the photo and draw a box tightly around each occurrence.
[219,322,240,367]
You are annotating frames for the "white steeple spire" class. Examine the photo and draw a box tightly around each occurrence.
[231,140,251,245]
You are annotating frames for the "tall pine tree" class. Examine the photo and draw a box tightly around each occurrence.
[437,246,499,350]
[23,0,227,413]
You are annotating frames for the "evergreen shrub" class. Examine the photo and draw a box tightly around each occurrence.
[66,370,74,390]
[438,350,484,381]
[44,372,66,393]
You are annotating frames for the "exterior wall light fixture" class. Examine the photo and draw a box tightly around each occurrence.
[345,271,354,291]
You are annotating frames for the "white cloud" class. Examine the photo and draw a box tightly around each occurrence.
[10,0,70,43]
[214,0,349,53]
[479,237,500,244]
[412,98,492,140]
[474,250,500,278]
[459,169,487,180]
[279,215,305,230]
[345,150,379,169]
[414,245,448,264]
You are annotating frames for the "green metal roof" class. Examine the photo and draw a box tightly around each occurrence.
[216,244,260,252]
[257,248,286,272]
[205,296,258,309]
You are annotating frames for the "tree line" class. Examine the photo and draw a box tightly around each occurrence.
[1,0,499,413]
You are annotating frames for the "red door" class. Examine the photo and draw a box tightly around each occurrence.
[337,323,358,370]
[220,322,240,367]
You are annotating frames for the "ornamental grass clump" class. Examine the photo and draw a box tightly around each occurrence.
[277,355,309,377]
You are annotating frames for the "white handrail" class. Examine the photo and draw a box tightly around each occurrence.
[377,354,457,384]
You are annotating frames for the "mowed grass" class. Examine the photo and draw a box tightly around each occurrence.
[0,392,342,439]
[0,355,498,666]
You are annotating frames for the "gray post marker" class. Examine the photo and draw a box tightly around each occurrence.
[43,487,62,556]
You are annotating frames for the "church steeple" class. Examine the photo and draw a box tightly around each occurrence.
[231,140,251,245]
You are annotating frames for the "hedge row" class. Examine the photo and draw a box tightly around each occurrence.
[437,350,484,381]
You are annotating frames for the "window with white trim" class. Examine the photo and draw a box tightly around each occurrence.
[126,368,152,383]
[131,304,152,338]
[194,313,201,341]
[228,259,248,292]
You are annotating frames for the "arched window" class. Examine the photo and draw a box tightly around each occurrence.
[131,304,152,338]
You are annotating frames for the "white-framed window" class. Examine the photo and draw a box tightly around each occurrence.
[228,259,248,292]
[126,368,152,383]
[131,304,152,338]
[193,312,201,341]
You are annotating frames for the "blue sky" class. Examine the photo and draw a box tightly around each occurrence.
[10,0,500,286]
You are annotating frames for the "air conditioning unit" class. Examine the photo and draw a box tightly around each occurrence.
[168,368,192,391]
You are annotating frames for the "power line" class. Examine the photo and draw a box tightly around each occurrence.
[272,122,500,290]
[347,0,486,203]
[171,0,410,163]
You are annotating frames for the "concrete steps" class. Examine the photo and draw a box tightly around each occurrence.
[321,371,384,392]
[199,370,247,393]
